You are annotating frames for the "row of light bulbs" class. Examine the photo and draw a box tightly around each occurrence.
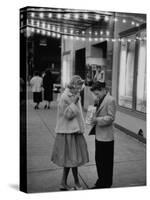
[24,12,143,27]
[24,27,147,42]
[26,19,111,36]
[29,12,101,20]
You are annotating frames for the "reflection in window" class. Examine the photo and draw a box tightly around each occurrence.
[136,31,146,113]
[118,37,135,108]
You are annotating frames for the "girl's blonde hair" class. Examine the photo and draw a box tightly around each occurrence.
[68,75,84,89]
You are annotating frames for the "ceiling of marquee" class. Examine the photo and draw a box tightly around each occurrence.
[20,6,146,38]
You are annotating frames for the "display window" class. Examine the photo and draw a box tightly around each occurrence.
[118,29,146,114]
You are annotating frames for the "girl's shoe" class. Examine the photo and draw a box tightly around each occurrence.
[44,105,47,109]
[34,105,37,109]
[47,106,50,109]
[74,185,83,190]
[60,184,74,191]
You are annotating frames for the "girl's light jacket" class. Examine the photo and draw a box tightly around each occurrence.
[55,88,85,134]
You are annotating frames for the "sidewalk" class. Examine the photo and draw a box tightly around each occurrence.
[27,98,146,193]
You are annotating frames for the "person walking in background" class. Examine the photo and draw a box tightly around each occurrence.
[30,71,43,109]
[51,75,89,191]
[43,69,53,109]
[90,81,116,189]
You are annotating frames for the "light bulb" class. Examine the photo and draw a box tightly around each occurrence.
[52,26,55,31]
[42,30,46,35]
[37,29,40,33]
[74,13,79,19]
[57,27,60,32]
[57,34,61,38]
[52,32,56,37]
[36,21,40,27]
[100,31,103,35]
[114,17,118,22]
[39,13,44,18]
[65,14,71,19]
[47,32,51,36]
[106,31,110,36]
[31,28,35,32]
[83,14,88,19]
[64,29,67,33]
[47,24,50,30]
[57,14,61,19]
[31,12,35,17]
[95,15,100,20]
[104,16,109,21]
[48,13,52,18]
[42,22,45,28]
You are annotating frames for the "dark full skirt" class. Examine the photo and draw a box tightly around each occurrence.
[44,88,53,101]
[33,92,42,103]
[51,132,89,167]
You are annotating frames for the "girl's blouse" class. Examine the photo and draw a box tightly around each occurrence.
[55,88,85,134]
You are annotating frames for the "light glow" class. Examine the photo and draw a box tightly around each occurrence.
[74,13,79,19]
[95,15,100,20]
[39,13,44,18]
[83,13,88,19]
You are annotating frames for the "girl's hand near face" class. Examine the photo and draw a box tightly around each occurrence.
[91,117,97,125]
[73,95,80,104]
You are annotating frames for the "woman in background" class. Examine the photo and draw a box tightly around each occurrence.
[43,69,53,109]
[30,71,43,109]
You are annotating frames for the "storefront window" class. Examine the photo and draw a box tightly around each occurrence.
[118,28,146,114]
[136,31,146,113]
[118,36,135,108]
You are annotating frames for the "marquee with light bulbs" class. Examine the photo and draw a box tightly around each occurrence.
[20,7,146,43]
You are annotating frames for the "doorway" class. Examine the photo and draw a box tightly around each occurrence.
[75,48,86,106]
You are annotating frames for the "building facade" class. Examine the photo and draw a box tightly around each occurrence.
[61,12,146,140]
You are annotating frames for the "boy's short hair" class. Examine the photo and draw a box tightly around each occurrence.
[90,81,106,92]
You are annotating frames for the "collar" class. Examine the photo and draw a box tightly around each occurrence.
[64,88,74,97]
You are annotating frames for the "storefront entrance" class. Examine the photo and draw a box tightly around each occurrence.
[75,48,86,106]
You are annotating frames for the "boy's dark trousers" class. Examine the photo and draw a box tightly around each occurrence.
[95,140,114,188]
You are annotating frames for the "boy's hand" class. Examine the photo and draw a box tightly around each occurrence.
[91,117,97,125]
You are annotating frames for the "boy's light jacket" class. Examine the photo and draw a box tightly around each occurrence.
[95,92,116,141]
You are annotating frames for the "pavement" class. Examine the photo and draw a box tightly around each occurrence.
[26,93,146,193]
